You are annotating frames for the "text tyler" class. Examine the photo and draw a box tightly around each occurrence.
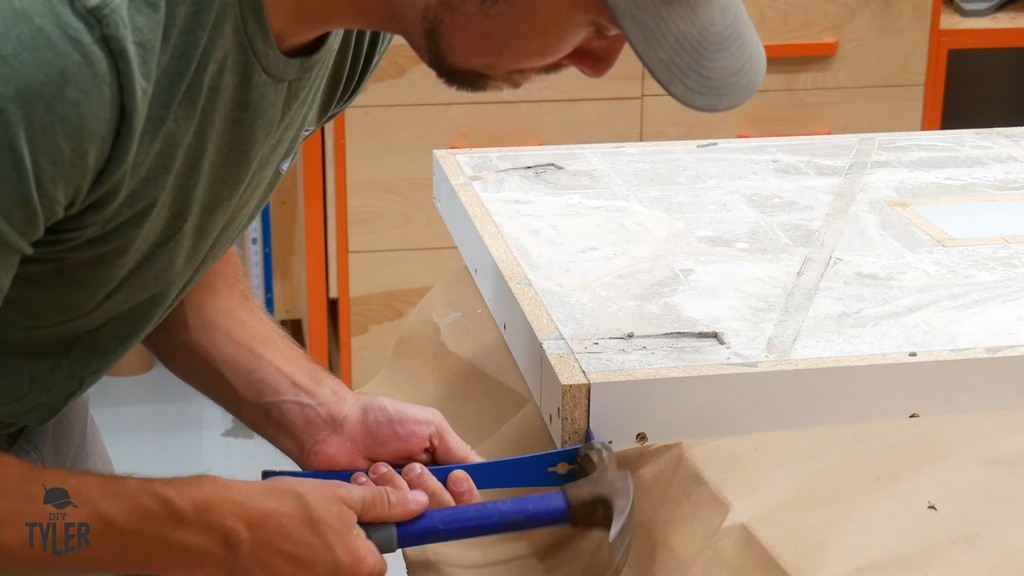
[26,514,90,556]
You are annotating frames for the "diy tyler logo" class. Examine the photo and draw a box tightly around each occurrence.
[25,485,91,556]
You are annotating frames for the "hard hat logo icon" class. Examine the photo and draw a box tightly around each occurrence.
[42,485,77,510]
[27,486,89,556]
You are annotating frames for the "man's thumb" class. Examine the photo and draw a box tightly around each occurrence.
[344,485,429,523]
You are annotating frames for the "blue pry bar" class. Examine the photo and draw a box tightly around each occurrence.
[262,444,583,489]
[260,428,603,490]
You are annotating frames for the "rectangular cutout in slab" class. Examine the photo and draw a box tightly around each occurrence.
[916,202,1024,238]
[888,196,1024,247]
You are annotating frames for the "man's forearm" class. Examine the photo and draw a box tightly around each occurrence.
[142,247,349,466]
[0,453,231,574]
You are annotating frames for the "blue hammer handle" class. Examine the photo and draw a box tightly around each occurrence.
[361,490,570,553]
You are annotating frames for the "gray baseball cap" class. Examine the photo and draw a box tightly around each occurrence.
[605,0,767,112]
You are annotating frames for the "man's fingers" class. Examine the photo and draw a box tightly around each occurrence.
[351,460,478,510]
[446,470,482,506]
[365,462,409,492]
[341,483,429,524]
[401,462,457,508]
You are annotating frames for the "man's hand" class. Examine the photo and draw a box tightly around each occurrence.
[301,393,484,487]
[226,460,481,576]
[1,452,447,576]
[227,476,432,576]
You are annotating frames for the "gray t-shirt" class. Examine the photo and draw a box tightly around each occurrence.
[0,0,391,448]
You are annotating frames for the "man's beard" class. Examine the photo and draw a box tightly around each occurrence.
[421,12,567,93]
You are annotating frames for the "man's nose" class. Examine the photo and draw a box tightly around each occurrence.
[560,35,626,78]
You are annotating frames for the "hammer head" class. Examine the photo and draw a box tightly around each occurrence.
[563,442,634,575]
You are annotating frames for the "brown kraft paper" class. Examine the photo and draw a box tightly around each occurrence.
[358,266,1024,575]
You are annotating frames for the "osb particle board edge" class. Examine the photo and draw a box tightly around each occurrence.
[433,150,591,445]
[431,152,566,346]
[561,383,590,446]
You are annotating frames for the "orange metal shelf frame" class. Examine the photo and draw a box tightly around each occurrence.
[332,115,353,387]
[923,0,1024,130]
[301,129,330,372]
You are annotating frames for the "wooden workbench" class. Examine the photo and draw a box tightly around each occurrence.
[432,126,1024,447]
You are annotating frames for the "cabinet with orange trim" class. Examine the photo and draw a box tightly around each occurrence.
[643,86,925,142]
[644,0,934,141]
